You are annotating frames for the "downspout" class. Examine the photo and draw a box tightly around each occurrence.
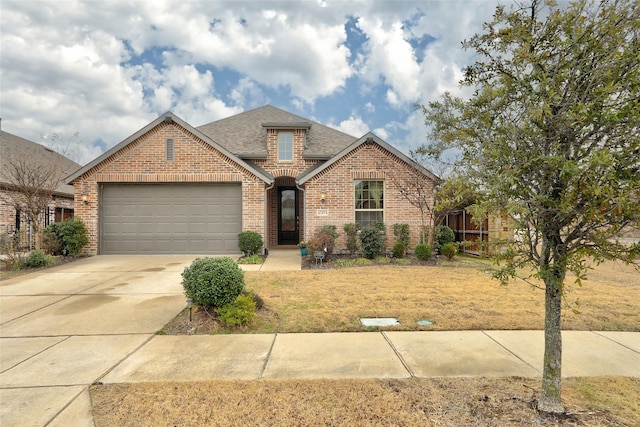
[296,181,305,242]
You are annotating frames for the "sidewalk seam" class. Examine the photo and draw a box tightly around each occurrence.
[258,333,278,379]
[381,332,415,378]
[482,331,541,374]
[592,331,640,354]
[91,333,157,385]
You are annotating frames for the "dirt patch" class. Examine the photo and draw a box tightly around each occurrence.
[90,376,638,426]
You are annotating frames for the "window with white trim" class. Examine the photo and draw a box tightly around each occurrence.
[355,180,384,227]
[278,131,293,161]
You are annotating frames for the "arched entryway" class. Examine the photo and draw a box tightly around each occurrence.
[267,176,304,247]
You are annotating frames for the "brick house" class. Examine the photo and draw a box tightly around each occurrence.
[66,105,439,255]
[1,130,79,250]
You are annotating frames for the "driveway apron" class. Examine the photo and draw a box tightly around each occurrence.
[0,255,196,427]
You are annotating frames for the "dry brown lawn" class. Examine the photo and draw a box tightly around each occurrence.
[163,257,640,334]
[99,258,639,426]
[91,376,640,426]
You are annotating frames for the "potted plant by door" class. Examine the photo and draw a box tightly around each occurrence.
[297,241,309,256]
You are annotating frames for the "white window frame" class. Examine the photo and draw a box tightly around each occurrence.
[278,131,293,161]
[354,180,384,228]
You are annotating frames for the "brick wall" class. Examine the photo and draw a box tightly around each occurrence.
[302,142,436,251]
[71,122,265,254]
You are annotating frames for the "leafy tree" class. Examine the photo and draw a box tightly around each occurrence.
[421,0,639,413]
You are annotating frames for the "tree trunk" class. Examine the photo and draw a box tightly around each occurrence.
[538,267,566,414]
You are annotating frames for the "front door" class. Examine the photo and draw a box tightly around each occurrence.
[278,187,299,245]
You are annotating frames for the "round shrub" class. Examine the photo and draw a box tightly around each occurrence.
[441,242,458,260]
[23,249,53,268]
[237,231,263,255]
[392,242,407,258]
[44,219,89,255]
[435,225,456,253]
[182,257,245,308]
[414,243,433,261]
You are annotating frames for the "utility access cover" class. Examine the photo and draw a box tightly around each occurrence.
[360,318,400,327]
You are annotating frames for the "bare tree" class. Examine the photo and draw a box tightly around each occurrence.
[1,132,80,250]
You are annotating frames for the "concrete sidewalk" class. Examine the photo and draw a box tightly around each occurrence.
[99,331,640,384]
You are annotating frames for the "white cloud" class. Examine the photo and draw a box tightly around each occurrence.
[332,115,370,138]
[0,0,503,166]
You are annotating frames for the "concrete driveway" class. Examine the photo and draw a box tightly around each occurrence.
[0,255,196,427]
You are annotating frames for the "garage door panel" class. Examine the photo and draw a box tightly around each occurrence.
[101,183,242,254]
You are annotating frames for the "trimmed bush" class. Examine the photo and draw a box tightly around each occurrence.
[435,225,456,253]
[441,242,458,260]
[23,250,53,268]
[44,219,89,255]
[393,223,411,248]
[343,223,360,256]
[392,242,407,258]
[181,257,245,308]
[215,294,256,327]
[414,243,433,261]
[359,221,386,259]
[237,231,263,256]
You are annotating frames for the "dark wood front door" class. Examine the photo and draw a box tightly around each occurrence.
[278,187,299,245]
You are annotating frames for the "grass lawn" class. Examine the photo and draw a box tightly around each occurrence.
[162,257,640,334]
[91,377,640,426]
[96,258,639,426]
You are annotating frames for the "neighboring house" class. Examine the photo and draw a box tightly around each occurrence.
[444,209,513,256]
[0,130,80,250]
[66,105,440,255]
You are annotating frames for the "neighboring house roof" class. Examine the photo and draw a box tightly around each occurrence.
[297,132,442,185]
[196,105,357,159]
[0,130,81,197]
[65,112,274,185]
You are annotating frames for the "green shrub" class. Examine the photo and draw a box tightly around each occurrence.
[374,256,392,264]
[343,223,360,255]
[359,221,386,259]
[441,242,458,260]
[392,242,407,258]
[215,294,256,327]
[237,231,263,256]
[354,258,373,266]
[23,250,53,268]
[334,258,355,268]
[435,225,456,253]
[181,257,245,308]
[393,223,410,248]
[237,254,264,264]
[414,243,433,261]
[44,219,89,255]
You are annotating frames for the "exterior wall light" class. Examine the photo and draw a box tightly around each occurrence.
[81,193,89,205]
[320,192,327,203]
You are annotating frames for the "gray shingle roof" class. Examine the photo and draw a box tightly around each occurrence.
[196,105,357,158]
[0,130,81,196]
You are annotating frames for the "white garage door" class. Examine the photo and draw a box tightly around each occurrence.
[100,183,242,254]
